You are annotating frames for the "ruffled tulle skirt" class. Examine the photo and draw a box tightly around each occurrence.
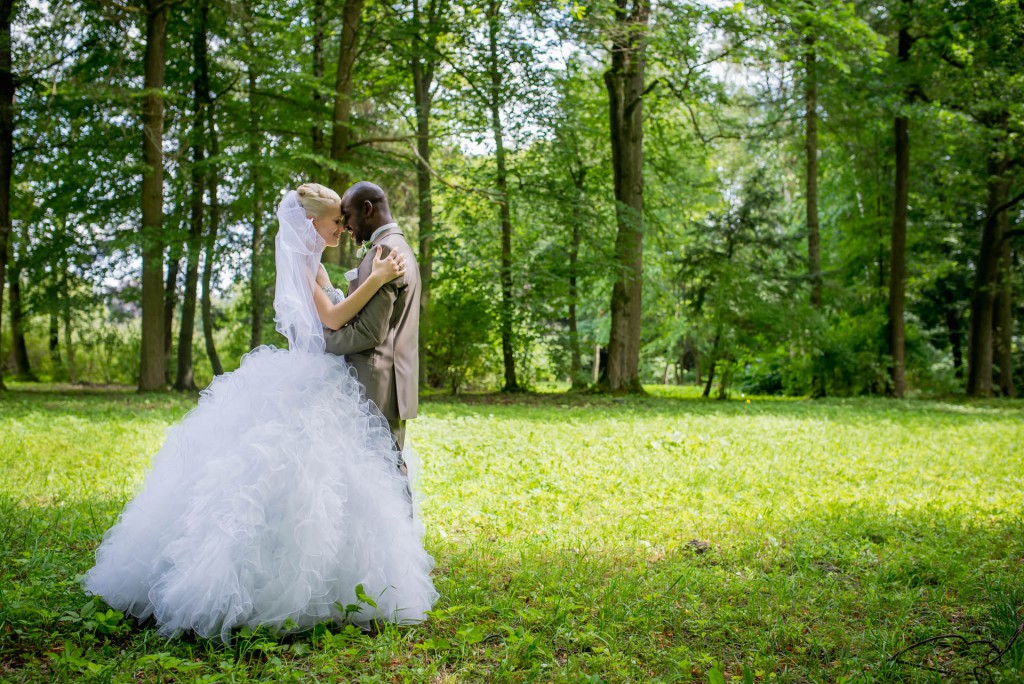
[83,346,437,643]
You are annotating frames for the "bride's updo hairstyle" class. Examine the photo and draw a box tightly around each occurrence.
[296,183,341,219]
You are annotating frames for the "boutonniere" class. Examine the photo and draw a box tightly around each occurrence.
[356,242,373,260]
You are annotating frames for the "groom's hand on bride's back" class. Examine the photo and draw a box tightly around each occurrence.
[372,244,409,290]
[370,245,405,288]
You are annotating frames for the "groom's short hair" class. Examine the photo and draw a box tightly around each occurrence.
[345,181,388,210]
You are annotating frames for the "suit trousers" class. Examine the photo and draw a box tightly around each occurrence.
[388,418,407,475]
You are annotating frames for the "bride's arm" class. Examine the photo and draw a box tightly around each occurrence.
[312,246,405,330]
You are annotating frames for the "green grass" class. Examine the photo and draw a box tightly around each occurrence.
[2,384,1023,682]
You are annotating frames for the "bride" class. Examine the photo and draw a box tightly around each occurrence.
[83,183,438,643]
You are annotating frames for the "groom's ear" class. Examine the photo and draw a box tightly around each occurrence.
[362,199,375,217]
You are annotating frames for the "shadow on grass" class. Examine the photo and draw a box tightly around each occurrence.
[420,390,1024,429]
[4,383,1023,427]
[0,387,198,421]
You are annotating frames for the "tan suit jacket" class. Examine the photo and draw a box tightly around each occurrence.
[323,226,420,422]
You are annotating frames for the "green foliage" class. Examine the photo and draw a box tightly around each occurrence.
[2,0,1022,397]
[423,274,498,393]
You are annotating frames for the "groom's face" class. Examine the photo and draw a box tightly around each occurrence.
[340,196,375,244]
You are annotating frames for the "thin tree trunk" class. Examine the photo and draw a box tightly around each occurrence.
[0,0,13,391]
[877,180,885,290]
[176,240,201,389]
[175,0,208,391]
[163,246,180,382]
[603,0,649,393]
[888,149,909,395]
[247,65,264,350]
[201,176,223,375]
[413,82,434,386]
[993,208,1015,397]
[61,262,75,383]
[805,37,821,310]
[717,363,731,400]
[703,332,720,398]
[940,284,964,380]
[804,34,825,398]
[411,0,439,387]
[139,0,169,391]
[486,0,519,392]
[967,155,1009,397]
[201,86,222,375]
[49,310,60,370]
[8,224,34,380]
[325,0,364,267]
[8,266,33,381]
[568,166,586,389]
[888,18,911,398]
[311,0,326,161]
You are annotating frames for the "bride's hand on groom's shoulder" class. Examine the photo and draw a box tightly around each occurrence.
[370,245,407,286]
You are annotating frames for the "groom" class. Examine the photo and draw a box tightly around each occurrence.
[323,181,420,467]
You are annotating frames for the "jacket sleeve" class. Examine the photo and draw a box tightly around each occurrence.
[323,284,398,356]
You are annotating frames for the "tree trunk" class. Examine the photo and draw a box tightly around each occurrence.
[0,0,13,390]
[717,363,731,400]
[176,238,201,389]
[993,207,1015,397]
[311,0,326,161]
[201,140,223,375]
[486,0,519,392]
[61,263,75,383]
[49,310,60,371]
[8,222,34,381]
[702,332,720,398]
[876,184,885,290]
[940,284,964,380]
[139,0,169,391]
[175,0,209,391]
[602,0,649,393]
[8,267,34,381]
[247,65,265,350]
[411,0,438,387]
[888,20,911,398]
[967,155,1009,397]
[163,246,180,382]
[568,166,586,389]
[804,34,826,398]
[805,38,821,310]
[200,0,222,376]
[324,0,364,267]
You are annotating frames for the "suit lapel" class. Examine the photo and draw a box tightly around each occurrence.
[354,226,405,290]
[373,225,404,243]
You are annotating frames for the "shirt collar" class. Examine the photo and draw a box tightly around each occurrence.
[367,223,398,246]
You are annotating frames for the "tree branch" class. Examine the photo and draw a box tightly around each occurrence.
[406,141,503,203]
[989,189,1024,221]
[348,135,413,149]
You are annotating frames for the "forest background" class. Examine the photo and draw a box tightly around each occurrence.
[0,0,1021,400]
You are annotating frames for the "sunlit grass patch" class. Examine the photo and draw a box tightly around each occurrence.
[2,386,1023,682]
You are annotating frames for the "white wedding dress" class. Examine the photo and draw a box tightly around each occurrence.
[83,192,437,643]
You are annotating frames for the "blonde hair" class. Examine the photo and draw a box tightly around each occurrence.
[296,183,341,219]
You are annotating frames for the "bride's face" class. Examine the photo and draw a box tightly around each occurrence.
[311,203,344,248]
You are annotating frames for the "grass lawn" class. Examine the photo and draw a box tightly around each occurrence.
[1,384,1023,682]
